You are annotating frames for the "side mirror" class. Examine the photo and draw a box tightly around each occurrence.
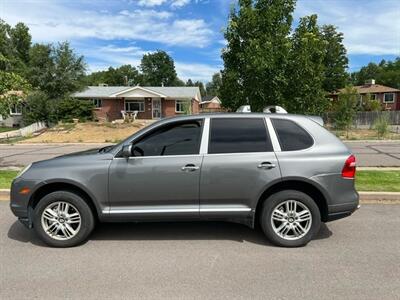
[122,144,132,158]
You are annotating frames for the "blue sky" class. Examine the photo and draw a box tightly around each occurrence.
[1,0,399,82]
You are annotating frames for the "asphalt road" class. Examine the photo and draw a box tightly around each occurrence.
[1,202,399,299]
[0,141,400,167]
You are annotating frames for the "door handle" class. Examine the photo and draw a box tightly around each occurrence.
[257,162,276,169]
[181,164,199,172]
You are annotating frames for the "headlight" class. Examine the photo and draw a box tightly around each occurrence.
[17,164,32,178]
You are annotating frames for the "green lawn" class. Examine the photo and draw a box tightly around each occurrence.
[355,170,400,192]
[0,170,399,192]
[0,170,19,189]
[0,127,17,133]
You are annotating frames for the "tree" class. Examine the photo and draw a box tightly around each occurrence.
[9,22,31,64]
[26,44,54,90]
[362,93,381,111]
[85,65,140,86]
[27,42,86,99]
[22,91,55,125]
[333,85,359,136]
[321,25,348,92]
[193,81,206,97]
[49,42,86,98]
[220,0,295,111]
[285,15,328,114]
[350,58,400,89]
[140,50,178,86]
[186,79,194,86]
[206,72,222,96]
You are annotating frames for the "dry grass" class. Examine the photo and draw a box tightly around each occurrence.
[19,120,155,143]
[331,128,400,140]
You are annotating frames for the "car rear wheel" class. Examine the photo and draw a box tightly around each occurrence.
[33,191,95,247]
[260,190,321,247]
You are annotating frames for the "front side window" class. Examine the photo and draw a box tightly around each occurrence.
[383,93,395,103]
[370,94,377,100]
[126,100,145,112]
[208,118,272,154]
[93,99,102,108]
[131,120,203,157]
[175,100,186,113]
[271,118,314,151]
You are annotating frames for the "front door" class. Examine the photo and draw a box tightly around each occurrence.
[108,119,204,219]
[152,99,161,119]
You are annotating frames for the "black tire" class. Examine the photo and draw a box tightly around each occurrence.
[33,191,95,247]
[260,190,321,247]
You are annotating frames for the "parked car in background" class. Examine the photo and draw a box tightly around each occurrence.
[10,114,359,247]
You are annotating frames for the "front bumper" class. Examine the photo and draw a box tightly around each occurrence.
[10,177,39,227]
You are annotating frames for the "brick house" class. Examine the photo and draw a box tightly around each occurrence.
[199,96,222,111]
[329,80,400,111]
[72,86,201,121]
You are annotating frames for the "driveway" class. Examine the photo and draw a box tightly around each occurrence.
[1,203,399,299]
[0,141,400,167]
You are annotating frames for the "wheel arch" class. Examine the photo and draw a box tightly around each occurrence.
[28,180,100,221]
[255,178,329,225]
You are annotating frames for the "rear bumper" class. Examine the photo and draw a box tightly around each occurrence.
[326,201,360,222]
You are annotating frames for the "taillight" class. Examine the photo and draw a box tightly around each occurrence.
[342,155,356,179]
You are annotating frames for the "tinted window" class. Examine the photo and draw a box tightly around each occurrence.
[209,118,272,154]
[271,119,313,151]
[132,120,203,156]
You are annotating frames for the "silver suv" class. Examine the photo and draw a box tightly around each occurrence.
[10,114,359,247]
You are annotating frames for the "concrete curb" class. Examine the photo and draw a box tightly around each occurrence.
[1,189,399,203]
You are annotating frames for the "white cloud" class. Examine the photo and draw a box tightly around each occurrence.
[295,0,400,55]
[137,0,167,7]
[2,1,213,47]
[171,0,191,8]
[175,62,221,82]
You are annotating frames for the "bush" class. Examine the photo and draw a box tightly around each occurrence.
[374,114,390,139]
[23,91,57,126]
[23,92,93,125]
[55,98,93,122]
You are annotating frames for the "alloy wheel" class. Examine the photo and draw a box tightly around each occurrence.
[41,201,81,241]
[270,200,312,240]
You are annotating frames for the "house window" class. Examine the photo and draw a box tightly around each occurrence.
[92,99,102,108]
[125,100,145,112]
[370,94,377,100]
[9,103,22,115]
[383,93,395,103]
[175,100,186,113]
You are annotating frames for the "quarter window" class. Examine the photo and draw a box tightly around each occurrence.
[383,93,395,103]
[271,119,313,151]
[125,100,145,112]
[92,99,102,108]
[131,120,203,157]
[208,118,272,154]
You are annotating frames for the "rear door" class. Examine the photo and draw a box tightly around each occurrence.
[199,117,281,218]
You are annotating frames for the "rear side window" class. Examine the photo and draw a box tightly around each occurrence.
[271,119,313,151]
[209,118,272,154]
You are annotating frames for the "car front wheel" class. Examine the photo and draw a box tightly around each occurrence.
[33,191,95,247]
[260,190,321,247]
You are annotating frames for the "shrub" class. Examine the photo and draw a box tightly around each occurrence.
[23,91,57,126]
[374,114,390,139]
[55,98,93,122]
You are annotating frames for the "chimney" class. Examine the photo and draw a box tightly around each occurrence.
[365,79,375,85]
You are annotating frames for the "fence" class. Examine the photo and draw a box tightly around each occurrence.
[324,111,400,127]
[0,121,47,140]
